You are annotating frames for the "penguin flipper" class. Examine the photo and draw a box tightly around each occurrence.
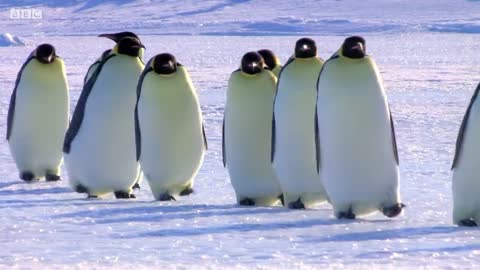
[314,106,321,173]
[271,113,276,163]
[6,56,34,140]
[202,123,208,151]
[388,104,399,165]
[134,59,154,161]
[63,54,117,153]
[452,83,480,169]
[222,116,226,167]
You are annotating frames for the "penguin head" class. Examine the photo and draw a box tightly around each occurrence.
[98,31,139,43]
[34,43,56,64]
[341,36,366,59]
[241,52,265,75]
[116,37,145,57]
[295,38,317,58]
[152,53,177,75]
[257,49,280,71]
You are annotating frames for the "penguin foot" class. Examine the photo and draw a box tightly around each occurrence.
[158,193,176,201]
[132,183,140,189]
[239,198,255,206]
[382,203,406,218]
[179,187,194,196]
[75,184,89,194]
[45,174,61,182]
[114,191,136,199]
[458,218,477,227]
[20,171,35,182]
[288,198,305,209]
[337,208,356,219]
[278,194,285,206]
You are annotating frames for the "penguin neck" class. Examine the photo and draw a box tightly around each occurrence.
[295,56,317,62]
[338,48,368,62]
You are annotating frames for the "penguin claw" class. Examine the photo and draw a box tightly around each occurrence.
[132,183,140,189]
[179,187,194,196]
[288,198,305,209]
[159,193,176,201]
[382,203,406,218]
[114,191,136,199]
[239,198,255,206]
[337,208,356,219]
[45,174,61,182]
[20,171,36,182]
[458,219,477,227]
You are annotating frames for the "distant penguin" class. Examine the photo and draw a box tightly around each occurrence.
[451,82,480,227]
[223,52,282,206]
[63,37,145,198]
[135,53,207,201]
[258,49,282,77]
[272,37,328,209]
[84,32,144,84]
[7,44,69,182]
[316,36,404,219]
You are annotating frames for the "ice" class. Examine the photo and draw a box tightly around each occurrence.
[0,0,479,268]
[0,33,26,47]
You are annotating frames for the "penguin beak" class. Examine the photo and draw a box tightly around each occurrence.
[98,33,118,42]
[301,44,309,51]
[37,54,55,64]
[351,42,364,51]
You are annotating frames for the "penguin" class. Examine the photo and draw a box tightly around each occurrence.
[84,32,144,84]
[316,36,404,219]
[135,53,207,201]
[258,49,282,77]
[6,44,69,182]
[63,37,145,198]
[451,82,480,226]
[223,52,282,206]
[272,37,328,209]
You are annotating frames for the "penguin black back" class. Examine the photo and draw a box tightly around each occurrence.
[241,52,264,75]
[117,37,145,57]
[295,38,317,58]
[152,53,177,75]
[258,49,279,70]
[342,36,366,59]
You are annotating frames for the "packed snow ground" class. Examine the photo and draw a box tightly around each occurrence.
[0,0,480,269]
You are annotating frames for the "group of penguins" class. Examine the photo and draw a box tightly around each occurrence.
[6,31,480,226]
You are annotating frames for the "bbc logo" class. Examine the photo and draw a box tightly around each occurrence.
[10,8,43,20]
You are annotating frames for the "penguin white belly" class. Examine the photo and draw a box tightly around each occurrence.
[317,60,400,216]
[273,59,327,207]
[138,70,204,199]
[9,60,69,178]
[65,56,141,195]
[225,71,282,205]
[452,101,480,224]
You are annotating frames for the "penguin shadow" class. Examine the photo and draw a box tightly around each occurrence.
[0,180,71,196]
[304,225,471,244]
[127,215,339,239]
[52,203,293,224]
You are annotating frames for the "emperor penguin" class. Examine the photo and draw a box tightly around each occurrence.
[135,53,207,201]
[223,52,282,206]
[63,37,145,198]
[451,82,480,227]
[272,37,328,209]
[84,32,144,84]
[258,49,282,77]
[7,43,69,182]
[316,36,404,219]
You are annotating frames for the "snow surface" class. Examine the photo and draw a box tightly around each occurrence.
[0,0,480,269]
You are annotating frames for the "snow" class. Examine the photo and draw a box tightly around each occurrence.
[0,33,26,47]
[0,0,480,269]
